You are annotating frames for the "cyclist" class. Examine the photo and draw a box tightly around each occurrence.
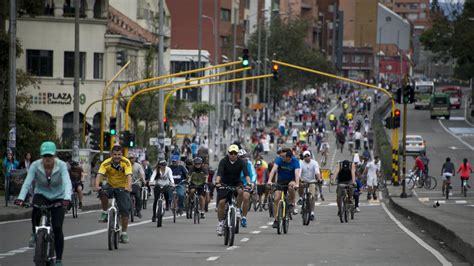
[333,159,356,217]
[95,145,132,243]
[457,158,472,191]
[298,150,321,220]
[255,160,268,212]
[215,144,251,236]
[129,153,146,218]
[412,154,426,180]
[363,156,380,200]
[328,113,336,131]
[15,141,71,266]
[319,139,329,166]
[268,149,301,228]
[186,157,208,219]
[441,157,455,196]
[169,154,188,215]
[68,161,84,209]
[298,127,308,145]
[150,159,175,222]
[336,129,345,153]
[238,149,256,227]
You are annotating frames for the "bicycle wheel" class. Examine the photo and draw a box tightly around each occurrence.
[350,204,355,220]
[114,216,120,250]
[172,197,177,223]
[157,200,163,227]
[223,219,229,245]
[129,195,135,223]
[34,229,49,264]
[423,176,437,190]
[194,196,200,224]
[253,195,258,212]
[344,201,349,223]
[416,176,424,188]
[302,197,310,226]
[228,208,236,246]
[445,183,450,200]
[72,194,78,219]
[405,177,416,190]
[268,197,274,218]
[142,189,147,210]
[277,202,283,235]
[283,211,289,234]
[107,210,115,250]
[339,199,344,223]
[235,216,240,234]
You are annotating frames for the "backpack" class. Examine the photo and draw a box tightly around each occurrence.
[337,160,352,182]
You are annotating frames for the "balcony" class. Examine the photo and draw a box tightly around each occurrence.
[21,0,108,19]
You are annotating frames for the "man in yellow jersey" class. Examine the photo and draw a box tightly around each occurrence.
[346,112,353,121]
[95,145,133,243]
[298,127,308,145]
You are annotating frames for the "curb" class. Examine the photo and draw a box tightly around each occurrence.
[0,203,103,222]
[388,196,474,264]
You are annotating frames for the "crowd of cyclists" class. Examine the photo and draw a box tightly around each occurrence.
[5,86,473,266]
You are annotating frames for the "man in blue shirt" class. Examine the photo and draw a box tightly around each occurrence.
[169,154,187,213]
[268,149,300,228]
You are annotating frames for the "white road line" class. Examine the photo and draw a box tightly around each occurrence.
[267,222,274,225]
[240,238,249,242]
[206,256,220,261]
[226,246,240,251]
[0,210,101,225]
[327,203,337,206]
[250,231,261,234]
[436,200,446,204]
[260,225,268,229]
[0,253,15,256]
[9,249,28,253]
[381,202,452,266]
[315,202,322,206]
[438,120,474,151]
[418,197,429,202]
[455,200,467,204]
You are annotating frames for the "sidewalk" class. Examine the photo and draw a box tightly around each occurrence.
[0,193,102,222]
[386,185,474,264]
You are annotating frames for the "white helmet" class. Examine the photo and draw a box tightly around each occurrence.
[238,149,247,157]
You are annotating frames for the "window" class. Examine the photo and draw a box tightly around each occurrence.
[64,51,86,78]
[420,3,426,9]
[410,3,419,9]
[221,8,231,21]
[352,55,364,63]
[26,50,53,77]
[419,12,426,19]
[342,55,348,63]
[385,16,391,22]
[93,53,103,79]
[220,36,229,47]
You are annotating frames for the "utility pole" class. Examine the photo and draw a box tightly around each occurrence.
[400,83,408,198]
[198,0,203,102]
[72,0,80,162]
[213,0,219,161]
[8,0,17,153]
[231,6,238,139]
[331,1,337,67]
[256,11,262,104]
[157,0,165,160]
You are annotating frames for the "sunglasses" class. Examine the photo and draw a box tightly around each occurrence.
[229,152,238,155]
[42,154,54,158]
[304,155,311,157]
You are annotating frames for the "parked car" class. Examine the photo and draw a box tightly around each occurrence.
[399,135,426,156]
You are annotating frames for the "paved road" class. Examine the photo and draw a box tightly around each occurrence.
[0,93,470,265]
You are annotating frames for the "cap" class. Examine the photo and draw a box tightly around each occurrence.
[228,144,239,153]
[171,154,180,161]
[128,152,136,158]
[303,150,311,157]
[159,159,167,165]
[40,141,57,156]
[285,150,293,158]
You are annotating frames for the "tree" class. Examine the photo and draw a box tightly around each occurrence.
[247,17,335,99]
[190,102,215,132]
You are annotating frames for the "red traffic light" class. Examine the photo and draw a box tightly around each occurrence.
[394,109,401,117]
[163,117,168,123]
[272,64,279,71]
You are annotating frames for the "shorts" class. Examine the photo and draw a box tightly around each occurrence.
[216,182,242,203]
[189,184,207,197]
[367,175,378,187]
[276,180,294,193]
[442,172,453,181]
[336,181,353,199]
[256,184,266,195]
[99,184,131,217]
[72,181,83,191]
[301,181,316,197]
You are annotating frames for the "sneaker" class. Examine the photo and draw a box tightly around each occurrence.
[356,207,361,212]
[216,222,223,236]
[241,217,247,228]
[310,212,315,221]
[28,233,36,248]
[98,212,108,223]
[55,260,62,266]
[293,208,299,215]
[136,211,142,219]
[367,195,372,201]
[320,195,325,201]
[272,220,278,228]
[236,209,242,219]
[200,212,205,219]
[373,194,378,200]
[79,202,83,209]
[297,198,303,205]
[151,216,156,222]
[120,233,129,243]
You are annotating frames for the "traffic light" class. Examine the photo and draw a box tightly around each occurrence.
[116,50,127,66]
[163,117,169,132]
[272,64,279,80]
[90,129,100,150]
[109,117,117,136]
[384,116,392,129]
[395,88,402,104]
[123,131,136,148]
[403,86,410,104]
[407,85,415,103]
[85,123,91,136]
[392,109,401,128]
[104,132,111,150]
[242,48,249,67]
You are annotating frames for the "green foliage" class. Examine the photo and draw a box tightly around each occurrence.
[18,0,44,17]
[420,1,474,79]
[247,17,335,98]
[191,102,215,120]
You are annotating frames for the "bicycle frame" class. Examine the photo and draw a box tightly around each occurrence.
[108,197,120,233]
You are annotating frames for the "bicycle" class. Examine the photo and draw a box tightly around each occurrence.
[21,201,63,265]
[414,171,437,190]
[377,173,387,191]
[267,184,274,218]
[141,185,148,210]
[273,184,292,234]
[187,184,201,225]
[153,184,171,227]
[71,190,79,219]
[461,179,469,197]
[129,179,142,223]
[444,176,452,200]
[106,189,123,250]
[301,182,315,226]
[218,185,238,246]
[338,183,355,223]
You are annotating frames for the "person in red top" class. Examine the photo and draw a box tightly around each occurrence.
[413,155,426,179]
[457,158,472,189]
[254,160,268,212]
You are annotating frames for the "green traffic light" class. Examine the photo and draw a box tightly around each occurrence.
[242,59,249,66]
[110,129,116,136]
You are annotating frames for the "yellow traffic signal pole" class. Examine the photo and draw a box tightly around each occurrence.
[272,60,399,184]
[100,61,130,156]
[120,67,253,156]
[109,61,241,150]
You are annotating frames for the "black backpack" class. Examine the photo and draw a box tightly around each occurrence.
[337,160,352,182]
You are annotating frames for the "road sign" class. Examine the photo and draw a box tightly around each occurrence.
[164,138,172,146]
[149,137,159,146]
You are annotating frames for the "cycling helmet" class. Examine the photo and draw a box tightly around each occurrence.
[159,159,167,166]
[238,149,247,157]
[185,159,193,166]
[193,157,203,164]
[171,154,180,162]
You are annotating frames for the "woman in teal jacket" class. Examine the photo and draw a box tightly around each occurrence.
[16,141,72,266]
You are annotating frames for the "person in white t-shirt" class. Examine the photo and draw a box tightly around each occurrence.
[363,156,380,200]
[297,150,321,220]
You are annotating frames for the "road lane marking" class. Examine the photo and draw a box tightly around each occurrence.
[327,203,337,206]
[381,202,452,266]
[250,231,261,234]
[9,249,28,253]
[418,197,429,202]
[0,253,15,256]
[240,238,249,242]
[438,120,474,150]
[267,222,273,225]
[206,256,219,261]
[226,246,240,251]
[455,200,467,204]
[0,210,101,225]
[259,225,268,229]
[315,202,322,206]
